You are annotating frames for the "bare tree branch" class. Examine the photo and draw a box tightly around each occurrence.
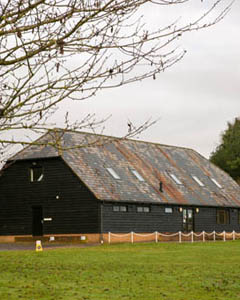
[0,0,233,163]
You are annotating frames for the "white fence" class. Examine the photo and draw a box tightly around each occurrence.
[108,231,240,244]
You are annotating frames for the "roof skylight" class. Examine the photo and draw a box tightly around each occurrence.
[169,173,182,185]
[192,175,204,187]
[131,169,144,182]
[211,178,222,189]
[106,167,120,180]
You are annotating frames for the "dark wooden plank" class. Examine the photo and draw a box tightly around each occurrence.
[0,157,100,235]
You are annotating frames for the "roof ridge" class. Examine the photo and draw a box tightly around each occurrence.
[8,128,198,162]
[62,129,196,153]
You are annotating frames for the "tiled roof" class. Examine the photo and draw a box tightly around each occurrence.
[10,131,240,207]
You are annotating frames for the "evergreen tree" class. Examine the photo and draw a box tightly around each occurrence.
[210,118,240,183]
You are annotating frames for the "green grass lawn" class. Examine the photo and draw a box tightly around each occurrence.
[0,241,240,300]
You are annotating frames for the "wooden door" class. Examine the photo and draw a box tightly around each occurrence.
[32,206,43,236]
[183,208,194,232]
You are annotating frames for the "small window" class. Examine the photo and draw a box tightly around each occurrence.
[165,207,173,214]
[137,206,150,213]
[217,209,229,224]
[113,206,119,212]
[131,169,144,182]
[106,168,120,179]
[211,178,222,189]
[30,167,44,182]
[192,175,204,187]
[169,173,182,185]
[113,205,127,212]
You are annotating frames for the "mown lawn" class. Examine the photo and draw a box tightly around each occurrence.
[0,241,240,300]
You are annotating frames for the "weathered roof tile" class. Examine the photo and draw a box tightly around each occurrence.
[10,131,240,207]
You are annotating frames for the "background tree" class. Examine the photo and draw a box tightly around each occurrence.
[0,0,232,162]
[210,118,240,184]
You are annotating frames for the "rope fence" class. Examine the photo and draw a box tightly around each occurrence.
[108,230,240,244]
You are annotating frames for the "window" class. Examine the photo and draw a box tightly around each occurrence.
[106,168,120,179]
[217,209,229,225]
[130,169,144,182]
[137,206,150,213]
[30,167,44,182]
[113,205,127,212]
[165,207,173,214]
[169,173,182,185]
[192,175,204,187]
[211,178,222,189]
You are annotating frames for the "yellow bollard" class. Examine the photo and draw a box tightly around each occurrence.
[36,240,43,252]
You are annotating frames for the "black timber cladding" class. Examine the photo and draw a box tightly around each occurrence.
[101,203,240,233]
[0,157,99,235]
[1,130,240,236]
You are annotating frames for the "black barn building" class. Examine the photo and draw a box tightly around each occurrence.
[0,131,240,241]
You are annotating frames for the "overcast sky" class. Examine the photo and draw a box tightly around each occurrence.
[57,0,240,159]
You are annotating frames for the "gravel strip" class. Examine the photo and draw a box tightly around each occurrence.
[0,243,99,251]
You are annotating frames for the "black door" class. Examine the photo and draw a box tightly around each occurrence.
[32,206,43,236]
[183,208,194,232]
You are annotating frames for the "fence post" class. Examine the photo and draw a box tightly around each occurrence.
[213,231,216,242]
[108,232,111,244]
[233,230,235,241]
[223,231,226,242]
[179,231,182,243]
[203,231,205,242]
[155,231,158,243]
[191,231,194,243]
[131,231,134,244]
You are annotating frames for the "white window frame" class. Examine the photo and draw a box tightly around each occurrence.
[165,207,173,214]
[30,168,34,182]
[30,167,44,182]
[113,205,127,212]
[169,173,182,185]
[131,169,144,182]
[211,178,222,189]
[113,205,120,212]
[106,167,120,180]
[137,206,150,213]
[192,175,204,187]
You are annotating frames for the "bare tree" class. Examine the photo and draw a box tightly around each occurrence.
[0,0,232,161]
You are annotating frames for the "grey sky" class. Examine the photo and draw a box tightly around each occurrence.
[56,0,240,159]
